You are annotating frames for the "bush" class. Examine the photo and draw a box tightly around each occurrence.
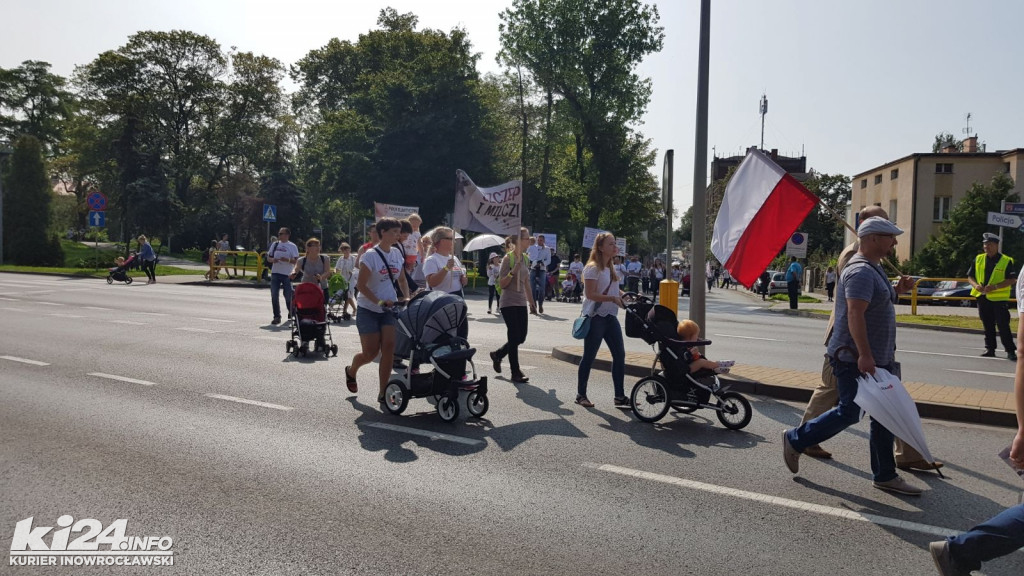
[84,228,109,242]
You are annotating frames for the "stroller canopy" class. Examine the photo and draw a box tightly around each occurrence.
[397,291,466,346]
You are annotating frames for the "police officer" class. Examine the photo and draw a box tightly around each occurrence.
[968,232,1017,361]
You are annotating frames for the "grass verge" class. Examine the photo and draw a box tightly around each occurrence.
[801,308,1012,333]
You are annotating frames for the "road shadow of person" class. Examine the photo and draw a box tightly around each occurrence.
[592,409,696,459]
[510,381,574,417]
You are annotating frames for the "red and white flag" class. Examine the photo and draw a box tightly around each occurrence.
[710,150,819,287]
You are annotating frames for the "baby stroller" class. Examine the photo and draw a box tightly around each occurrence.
[557,274,583,303]
[326,274,351,323]
[106,253,138,285]
[622,293,752,429]
[384,290,489,422]
[286,283,339,358]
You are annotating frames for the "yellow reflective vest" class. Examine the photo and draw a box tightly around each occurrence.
[970,253,1014,301]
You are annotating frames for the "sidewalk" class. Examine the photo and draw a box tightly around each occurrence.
[551,346,1017,428]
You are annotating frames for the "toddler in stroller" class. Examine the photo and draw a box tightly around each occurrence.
[622,293,751,429]
[326,274,350,323]
[286,283,339,358]
[106,254,137,285]
[558,273,582,302]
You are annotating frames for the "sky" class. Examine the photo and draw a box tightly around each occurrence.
[3,0,1022,219]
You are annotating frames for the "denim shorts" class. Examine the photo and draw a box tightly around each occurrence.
[356,307,395,335]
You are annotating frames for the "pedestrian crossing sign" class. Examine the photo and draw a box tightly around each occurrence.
[263,204,277,222]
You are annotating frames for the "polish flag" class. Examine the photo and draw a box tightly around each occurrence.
[710,150,819,288]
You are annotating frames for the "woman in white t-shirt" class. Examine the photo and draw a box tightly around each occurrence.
[347,218,410,403]
[486,252,501,314]
[424,226,469,337]
[334,242,357,319]
[574,232,626,408]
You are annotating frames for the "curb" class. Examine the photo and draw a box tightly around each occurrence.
[551,347,1016,428]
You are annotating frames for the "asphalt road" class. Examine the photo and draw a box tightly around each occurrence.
[1,273,1022,575]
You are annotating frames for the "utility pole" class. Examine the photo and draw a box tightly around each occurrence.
[690,0,711,339]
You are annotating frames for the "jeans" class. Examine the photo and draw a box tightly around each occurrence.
[947,503,1024,571]
[495,306,528,374]
[577,314,626,399]
[270,273,293,319]
[787,359,897,483]
[530,268,548,304]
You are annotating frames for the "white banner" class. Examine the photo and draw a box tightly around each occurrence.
[453,170,522,236]
[374,202,419,221]
[582,227,626,255]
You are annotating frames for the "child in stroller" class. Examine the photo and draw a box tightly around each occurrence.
[286,283,339,358]
[673,319,735,375]
[106,254,137,284]
[558,273,582,302]
[326,273,350,323]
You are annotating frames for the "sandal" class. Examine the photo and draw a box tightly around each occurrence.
[344,366,358,393]
[575,395,594,408]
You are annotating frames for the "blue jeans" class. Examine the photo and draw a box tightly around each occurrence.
[787,359,897,483]
[947,503,1024,571]
[530,268,548,304]
[577,315,625,399]
[270,273,293,319]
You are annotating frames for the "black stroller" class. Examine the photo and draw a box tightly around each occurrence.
[384,291,489,422]
[106,253,138,285]
[622,293,752,429]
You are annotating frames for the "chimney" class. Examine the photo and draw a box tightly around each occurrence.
[962,136,978,153]
[771,148,778,160]
[941,145,958,154]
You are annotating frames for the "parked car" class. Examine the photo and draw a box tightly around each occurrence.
[895,277,941,304]
[753,270,780,294]
[931,281,975,307]
[767,272,801,296]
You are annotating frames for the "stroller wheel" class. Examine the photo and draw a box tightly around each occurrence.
[331,345,338,356]
[291,341,301,357]
[125,276,134,285]
[630,376,670,423]
[383,380,409,415]
[437,396,460,422]
[672,405,699,414]
[106,276,113,285]
[715,391,752,430]
[286,341,293,353]
[466,391,489,418]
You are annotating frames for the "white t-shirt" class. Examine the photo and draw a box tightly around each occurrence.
[569,260,584,279]
[487,263,500,286]
[423,252,465,293]
[582,265,620,317]
[268,241,300,275]
[527,244,552,270]
[404,231,421,256]
[614,263,627,285]
[356,246,404,313]
[335,254,356,282]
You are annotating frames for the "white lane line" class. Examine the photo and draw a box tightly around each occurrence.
[946,369,1015,379]
[110,320,146,325]
[0,356,51,366]
[898,349,1002,360]
[0,296,18,301]
[87,373,156,386]
[84,306,113,311]
[48,313,85,319]
[520,348,552,355]
[364,422,484,446]
[0,307,28,312]
[204,394,294,411]
[36,301,64,306]
[713,333,784,342]
[194,317,235,323]
[176,327,216,334]
[588,463,958,538]
[138,312,168,316]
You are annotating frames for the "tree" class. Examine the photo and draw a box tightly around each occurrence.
[801,171,851,257]
[932,131,962,153]
[913,173,1019,277]
[2,135,63,265]
[0,61,74,153]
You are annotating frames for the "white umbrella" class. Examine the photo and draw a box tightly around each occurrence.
[855,367,942,475]
[421,227,464,242]
[462,233,504,252]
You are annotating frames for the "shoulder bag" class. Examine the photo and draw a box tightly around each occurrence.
[572,273,613,340]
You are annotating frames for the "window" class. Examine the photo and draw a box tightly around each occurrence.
[933,197,951,221]
[889,200,898,223]
[874,174,882,184]
[1006,162,1012,174]
[860,179,867,189]
[936,163,953,174]
[890,168,899,180]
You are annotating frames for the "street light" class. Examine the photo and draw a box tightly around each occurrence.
[0,141,12,266]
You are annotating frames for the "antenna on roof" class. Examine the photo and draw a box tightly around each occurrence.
[962,112,973,137]
[759,94,768,151]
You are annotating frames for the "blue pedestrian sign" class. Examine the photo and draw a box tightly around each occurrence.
[88,211,105,227]
[87,191,107,211]
[262,204,277,222]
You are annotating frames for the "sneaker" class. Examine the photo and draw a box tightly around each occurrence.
[489,350,502,373]
[928,541,969,576]
[781,430,800,474]
[613,396,630,408]
[980,350,996,357]
[872,475,923,496]
[575,395,594,408]
[539,304,544,314]
[271,317,281,325]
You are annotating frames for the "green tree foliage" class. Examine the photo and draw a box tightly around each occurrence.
[2,135,63,265]
[913,173,1019,277]
[293,8,500,228]
[801,171,851,257]
[932,131,962,153]
[0,61,75,153]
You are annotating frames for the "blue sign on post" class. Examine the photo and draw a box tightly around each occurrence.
[1003,202,1024,214]
[262,204,277,222]
[88,211,105,227]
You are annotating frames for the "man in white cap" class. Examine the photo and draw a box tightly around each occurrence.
[782,217,925,495]
[968,232,1017,361]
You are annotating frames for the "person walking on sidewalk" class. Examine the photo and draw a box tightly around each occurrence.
[575,232,626,408]
[490,229,537,384]
[782,217,925,496]
[527,234,552,314]
[267,228,299,325]
[929,268,1024,575]
[968,233,1017,361]
[138,235,157,284]
[785,256,802,309]
[824,266,836,302]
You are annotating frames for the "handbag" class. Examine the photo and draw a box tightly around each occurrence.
[571,274,613,339]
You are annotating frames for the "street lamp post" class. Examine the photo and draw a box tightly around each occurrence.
[0,142,13,266]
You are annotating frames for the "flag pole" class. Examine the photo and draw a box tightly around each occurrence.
[815,197,905,277]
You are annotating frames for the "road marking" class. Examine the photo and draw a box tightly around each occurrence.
[0,356,50,366]
[84,306,113,311]
[946,369,1015,379]
[204,393,294,411]
[110,320,146,325]
[364,422,484,446]
[587,463,958,538]
[195,317,235,323]
[714,333,784,342]
[87,372,156,386]
[0,296,17,301]
[743,306,762,311]
[898,349,1002,360]
[36,301,64,306]
[520,348,552,355]
[0,307,28,312]
[48,313,84,318]
[138,312,168,316]
[176,327,216,334]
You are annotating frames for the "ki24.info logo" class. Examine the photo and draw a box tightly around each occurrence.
[8,516,174,567]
